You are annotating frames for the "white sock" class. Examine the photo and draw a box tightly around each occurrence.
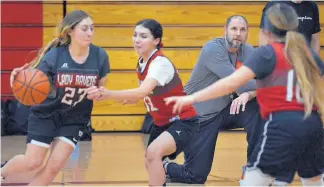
[163,162,169,173]
[241,168,274,186]
[273,180,289,186]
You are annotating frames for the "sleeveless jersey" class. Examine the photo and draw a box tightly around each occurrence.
[256,42,317,119]
[31,44,104,125]
[136,50,197,126]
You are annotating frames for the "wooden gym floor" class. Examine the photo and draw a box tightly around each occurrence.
[1,132,302,186]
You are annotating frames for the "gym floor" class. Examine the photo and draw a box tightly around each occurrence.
[1,132,302,186]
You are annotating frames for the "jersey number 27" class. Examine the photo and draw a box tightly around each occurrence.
[61,87,87,107]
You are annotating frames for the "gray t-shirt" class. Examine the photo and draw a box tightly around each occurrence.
[184,37,256,121]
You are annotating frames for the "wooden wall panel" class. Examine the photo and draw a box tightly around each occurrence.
[1,2,44,98]
[2,27,43,48]
[107,49,200,70]
[44,26,324,48]
[67,3,266,25]
[1,50,38,70]
[43,26,255,47]
[91,116,144,131]
[1,2,43,24]
[66,2,324,25]
[43,3,63,26]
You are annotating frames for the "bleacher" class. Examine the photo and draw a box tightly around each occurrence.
[2,1,324,132]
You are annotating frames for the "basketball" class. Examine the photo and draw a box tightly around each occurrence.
[12,68,51,106]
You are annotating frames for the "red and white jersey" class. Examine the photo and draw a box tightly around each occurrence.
[256,42,317,119]
[136,50,197,126]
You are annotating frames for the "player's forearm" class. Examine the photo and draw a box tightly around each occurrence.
[102,88,146,101]
[191,76,241,103]
[235,80,256,95]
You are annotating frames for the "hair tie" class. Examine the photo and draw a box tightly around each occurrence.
[158,42,164,49]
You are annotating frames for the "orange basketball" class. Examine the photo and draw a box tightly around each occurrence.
[12,68,51,106]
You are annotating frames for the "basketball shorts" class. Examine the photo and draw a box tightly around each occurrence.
[247,111,324,183]
[26,113,89,149]
[147,117,199,160]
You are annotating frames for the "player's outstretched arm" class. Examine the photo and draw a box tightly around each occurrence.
[165,66,256,113]
[87,77,159,101]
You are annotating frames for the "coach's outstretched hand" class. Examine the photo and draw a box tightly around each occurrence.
[10,63,31,88]
[165,95,195,114]
[86,86,105,100]
[230,92,250,115]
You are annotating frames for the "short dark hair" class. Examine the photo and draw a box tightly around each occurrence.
[135,19,163,48]
[226,15,248,28]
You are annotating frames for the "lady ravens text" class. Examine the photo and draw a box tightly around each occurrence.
[56,73,99,88]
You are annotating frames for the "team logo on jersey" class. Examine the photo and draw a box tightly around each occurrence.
[56,73,99,88]
[61,63,69,68]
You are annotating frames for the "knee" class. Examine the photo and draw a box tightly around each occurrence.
[169,164,207,184]
[145,145,163,164]
[25,156,44,171]
[187,175,207,184]
[182,167,207,184]
[44,157,66,175]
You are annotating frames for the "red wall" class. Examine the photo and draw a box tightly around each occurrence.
[1,1,43,99]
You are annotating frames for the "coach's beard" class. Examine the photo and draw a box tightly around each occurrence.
[225,35,243,49]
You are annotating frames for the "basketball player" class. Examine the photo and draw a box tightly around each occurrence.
[165,4,324,186]
[161,15,264,184]
[86,19,199,186]
[1,10,110,185]
[260,1,322,185]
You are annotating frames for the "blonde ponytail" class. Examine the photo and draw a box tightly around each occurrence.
[285,31,324,123]
[30,38,62,68]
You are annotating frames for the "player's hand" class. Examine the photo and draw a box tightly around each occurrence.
[86,86,105,100]
[10,63,31,88]
[230,92,250,115]
[165,95,195,114]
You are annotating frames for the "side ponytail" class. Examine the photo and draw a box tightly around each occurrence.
[285,31,324,123]
[30,38,62,68]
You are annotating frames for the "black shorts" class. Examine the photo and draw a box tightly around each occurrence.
[247,111,324,182]
[147,117,199,160]
[26,113,89,149]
